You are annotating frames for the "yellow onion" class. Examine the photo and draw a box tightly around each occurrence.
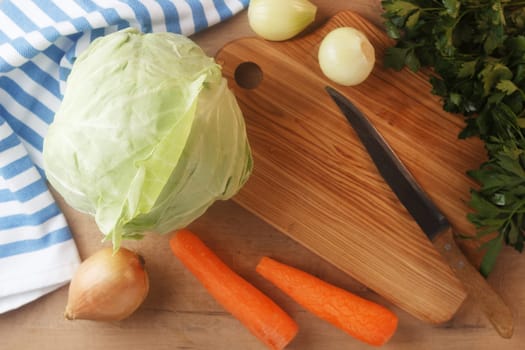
[248,0,317,41]
[64,247,149,321]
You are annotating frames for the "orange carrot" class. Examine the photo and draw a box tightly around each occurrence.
[170,229,298,350]
[256,257,398,347]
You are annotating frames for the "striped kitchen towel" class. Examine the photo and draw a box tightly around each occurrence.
[0,0,249,314]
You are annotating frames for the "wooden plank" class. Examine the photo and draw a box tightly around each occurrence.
[216,10,486,323]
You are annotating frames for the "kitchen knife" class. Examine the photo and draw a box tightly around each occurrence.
[326,86,514,338]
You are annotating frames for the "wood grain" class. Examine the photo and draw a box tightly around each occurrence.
[433,229,514,338]
[1,3,524,350]
[216,10,486,323]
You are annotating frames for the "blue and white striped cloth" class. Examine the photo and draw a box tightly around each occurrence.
[0,0,248,314]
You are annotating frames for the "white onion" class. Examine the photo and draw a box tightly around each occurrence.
[248,0,317,41]
[318,27,376,86]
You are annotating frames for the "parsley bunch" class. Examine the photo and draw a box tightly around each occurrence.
[382,0,525,275]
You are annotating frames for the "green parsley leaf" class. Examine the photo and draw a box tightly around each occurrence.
[382,1,419,17]
[384,47,411,70]
[458,60,478,78]
[480,233,504,277]
[497,80,518,95]
[480,63,513,96]
[443,0,460,18]
[382,0,525,275]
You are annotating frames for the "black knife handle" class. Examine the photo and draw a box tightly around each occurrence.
[433,228,513,338]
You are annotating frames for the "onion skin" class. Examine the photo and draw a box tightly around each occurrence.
[64,247,149,321]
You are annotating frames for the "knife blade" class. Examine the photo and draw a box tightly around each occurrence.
[326,86,513,339]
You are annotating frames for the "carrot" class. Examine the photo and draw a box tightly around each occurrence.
[169,229,298,350]
[256,257,398,347]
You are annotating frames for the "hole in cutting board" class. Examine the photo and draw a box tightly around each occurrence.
[234,62,262,89]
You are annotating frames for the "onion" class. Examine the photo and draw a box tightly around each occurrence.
[64,247,149,321]
[248,0,317,41]
[318,27,376,86]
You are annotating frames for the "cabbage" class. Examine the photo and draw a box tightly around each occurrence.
[43,28,253,248]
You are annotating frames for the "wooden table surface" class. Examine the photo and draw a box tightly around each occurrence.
[1,1,524,349]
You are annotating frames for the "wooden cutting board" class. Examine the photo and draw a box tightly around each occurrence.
[216,10,487,324]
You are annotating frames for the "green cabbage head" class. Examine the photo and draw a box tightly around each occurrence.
[43,28,253,248]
